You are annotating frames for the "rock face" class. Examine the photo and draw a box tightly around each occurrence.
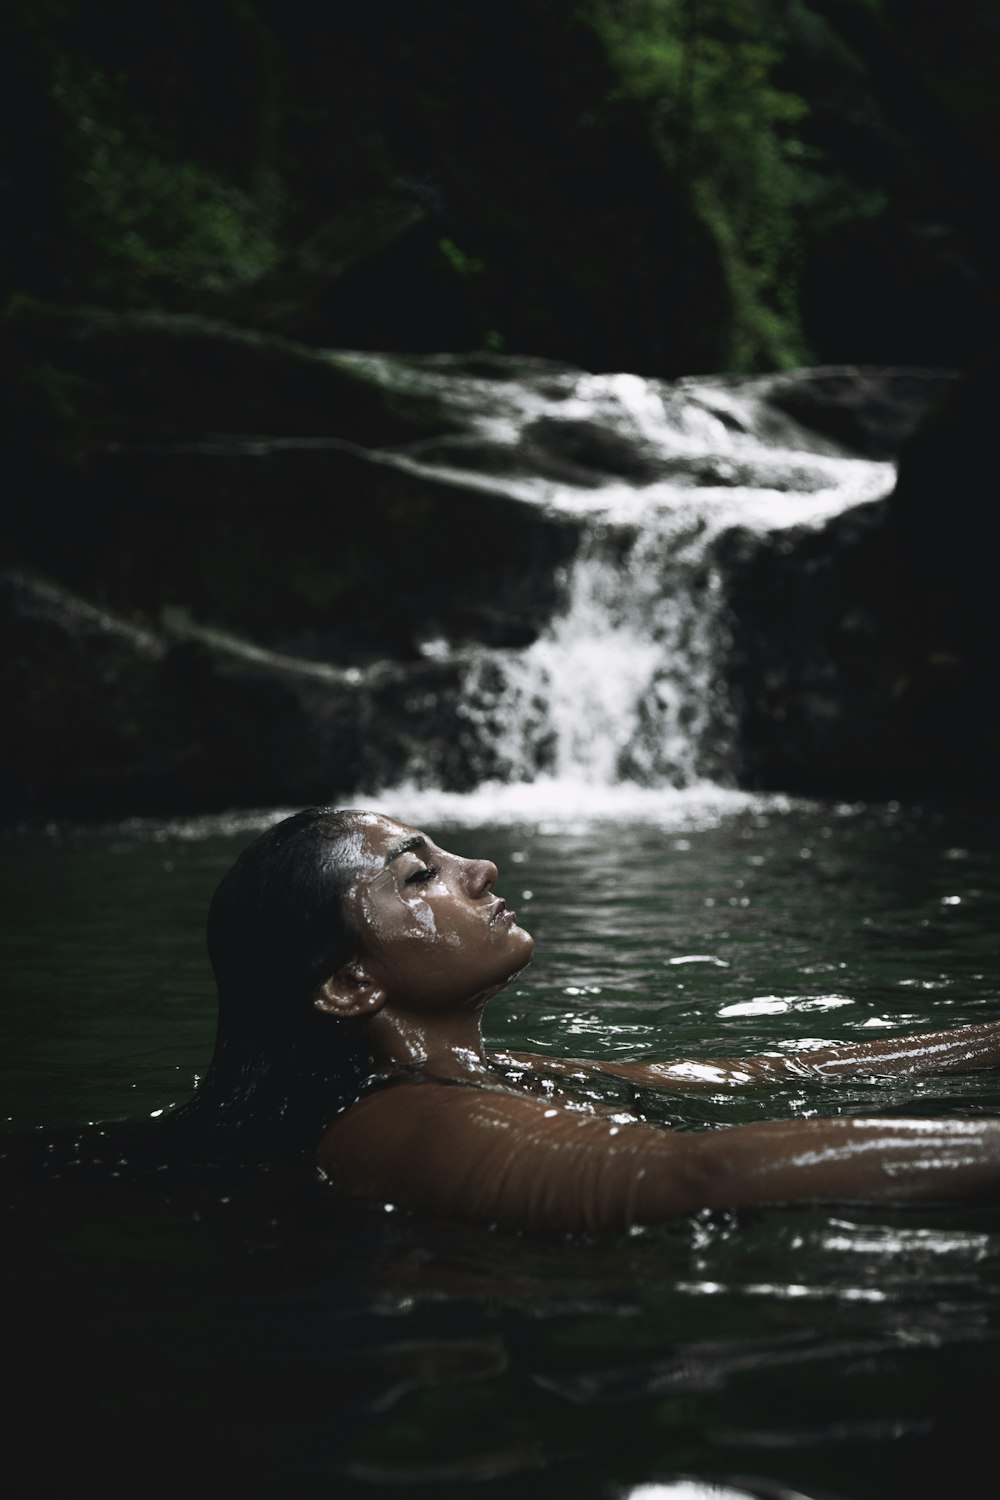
[1,571,172,816]
[2,305,988,819]
[26,438,581,663]
[717,501,900,796]
[0,565,549,819]
[2,304,457,448]
[3,309,584,818]
[762,366,958,461]
[883,346,1000,787]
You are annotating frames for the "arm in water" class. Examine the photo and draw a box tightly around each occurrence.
[319,1083,1000,1232]
[502,1019,1000,1092]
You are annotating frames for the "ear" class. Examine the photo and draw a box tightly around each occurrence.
[313,960,387,1020]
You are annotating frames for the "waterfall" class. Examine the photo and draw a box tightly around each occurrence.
[4,309,958,826]
[455,525,732,788]
[336,353,899,821]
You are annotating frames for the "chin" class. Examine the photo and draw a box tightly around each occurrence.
[512,937,535,974]
[511,925,535,958]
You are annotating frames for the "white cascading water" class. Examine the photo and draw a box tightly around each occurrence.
[455,520,732,790]
[336,354,899,825]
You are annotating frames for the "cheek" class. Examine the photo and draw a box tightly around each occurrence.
[364,891,462,964]
[359,885,433,942]
[410,898,438,936]
[398,897,464,949]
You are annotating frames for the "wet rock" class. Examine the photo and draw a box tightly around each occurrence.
[2,303,460,451]
[3,309,583,669]
[762,365,959,460]
[883,345,1000,785]
[2,311,590,818]
[0,568,482,819]
[678,366,958,461]
[1,569,175,819]
[519,417,667,487]
[716,502,903,796]
[14,436,580,663]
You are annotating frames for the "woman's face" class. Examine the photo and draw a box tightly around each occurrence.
[341,813,534,1012]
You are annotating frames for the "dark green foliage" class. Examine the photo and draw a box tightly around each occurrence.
[585,0,814,368]
[2,0,282,304]
[2,0,999,372]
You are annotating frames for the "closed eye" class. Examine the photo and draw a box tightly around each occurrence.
[406,865,439,886]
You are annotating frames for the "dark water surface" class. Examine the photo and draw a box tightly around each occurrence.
[4,796,1000,1498]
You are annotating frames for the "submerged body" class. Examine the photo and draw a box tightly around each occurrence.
[195,809,1000,1231]
[319,1034,1000,1233]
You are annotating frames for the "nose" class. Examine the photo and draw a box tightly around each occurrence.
[465,857,498,897]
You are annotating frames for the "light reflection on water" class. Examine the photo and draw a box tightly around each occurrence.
[3,792,999,1498]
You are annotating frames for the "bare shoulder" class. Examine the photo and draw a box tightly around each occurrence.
[319,1079,574,1167]
[316,1080,684,1231]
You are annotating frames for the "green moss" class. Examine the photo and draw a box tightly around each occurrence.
[584,0,815,368]
[438,237,485,278]
[48,55,282,300]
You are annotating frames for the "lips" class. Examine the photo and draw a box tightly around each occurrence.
[490,898,516,926]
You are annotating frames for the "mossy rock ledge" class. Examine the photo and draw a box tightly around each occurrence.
[2,306,582,819]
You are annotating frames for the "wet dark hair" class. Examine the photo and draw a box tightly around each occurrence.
[171,807,376,1154]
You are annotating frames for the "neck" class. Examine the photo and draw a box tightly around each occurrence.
[366,1003,493,1083]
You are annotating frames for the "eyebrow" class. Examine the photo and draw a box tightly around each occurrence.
[383,834,427,868]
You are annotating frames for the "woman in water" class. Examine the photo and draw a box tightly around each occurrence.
[182,806,1000,1231]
